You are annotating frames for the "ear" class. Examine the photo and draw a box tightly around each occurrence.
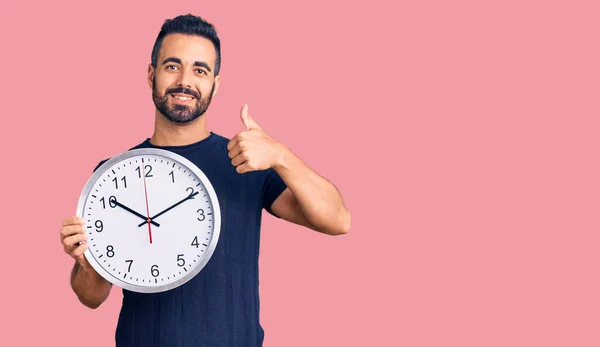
[147,63,155,89]
[212,74,221,98]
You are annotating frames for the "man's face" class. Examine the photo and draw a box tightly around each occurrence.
[149,33,220,124]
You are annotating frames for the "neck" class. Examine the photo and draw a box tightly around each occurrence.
[149,110,211,147]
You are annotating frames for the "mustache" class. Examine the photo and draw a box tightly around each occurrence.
[166,87,200,100]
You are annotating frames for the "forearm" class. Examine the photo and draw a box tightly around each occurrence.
[71,262,112,309]
[274,145,351,234]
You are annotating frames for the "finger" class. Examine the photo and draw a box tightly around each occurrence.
[240,104,261,131]
[72,242,88,259]
[227,134,241,151]
[231,152,247,167]
[61,224,86,240]
[240,104,250,130]
[228,143,243,159]
[62,216,85,227]
[64,233,88,248]
[236,162,253,174]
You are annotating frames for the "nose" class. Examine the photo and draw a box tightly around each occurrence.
[175,69,193,88]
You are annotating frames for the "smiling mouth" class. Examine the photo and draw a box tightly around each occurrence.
[170,94,195,102]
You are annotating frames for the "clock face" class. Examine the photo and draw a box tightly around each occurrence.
[77,148,221,293]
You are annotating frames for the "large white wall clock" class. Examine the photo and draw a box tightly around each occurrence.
[76,148,221,293]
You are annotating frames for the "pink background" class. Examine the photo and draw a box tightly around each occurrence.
[1,0,599,346]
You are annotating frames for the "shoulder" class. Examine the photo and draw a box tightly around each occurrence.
[93,159,109,172]
[92,139,149,173]
[208,132,232,148]
[210,132,231,141]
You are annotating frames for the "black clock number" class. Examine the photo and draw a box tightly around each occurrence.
[106,245,115,258]
[177,254,186,267]
[186,187,196,196]
[151,264,159,277]
[112,176,127,189]
[100,196,117,209]
[136,165,153,178]
[197,208,206,221]
[95,220,103,232]
[125,259,133,272]
[191,236,199,248]
[169,170,175,183]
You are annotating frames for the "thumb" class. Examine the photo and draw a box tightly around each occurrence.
[240,104,261,130]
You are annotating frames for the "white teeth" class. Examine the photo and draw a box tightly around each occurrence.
[174,95,192,101]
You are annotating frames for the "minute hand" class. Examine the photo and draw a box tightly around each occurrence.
[138,191,199,227]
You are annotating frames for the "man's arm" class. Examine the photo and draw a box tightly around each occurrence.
[71,261,113,309]
[227,104,351,235]
[269,148,350,235]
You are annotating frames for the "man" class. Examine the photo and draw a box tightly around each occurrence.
[60,14,350,346]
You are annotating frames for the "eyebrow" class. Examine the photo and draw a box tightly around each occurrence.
[161,57,212,73]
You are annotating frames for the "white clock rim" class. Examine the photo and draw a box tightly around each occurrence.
[76,147,221,294]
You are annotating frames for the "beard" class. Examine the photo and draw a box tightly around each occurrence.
[152,79,215,124]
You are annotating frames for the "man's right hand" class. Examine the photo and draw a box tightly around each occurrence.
[61,216,112,309]
[60,216,90,268]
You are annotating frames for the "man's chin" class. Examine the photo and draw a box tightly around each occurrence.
[154,99,208,125]
[165,110,204,124]
[167,115,197,124]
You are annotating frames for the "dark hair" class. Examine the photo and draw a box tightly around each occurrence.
[151,14,221,75]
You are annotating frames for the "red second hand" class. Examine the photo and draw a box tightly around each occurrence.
[142,162,153,244]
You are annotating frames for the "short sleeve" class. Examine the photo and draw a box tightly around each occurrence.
[261,168,288,218]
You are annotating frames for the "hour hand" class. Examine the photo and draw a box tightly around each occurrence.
[111,197,160,227]
[137,191,198,227]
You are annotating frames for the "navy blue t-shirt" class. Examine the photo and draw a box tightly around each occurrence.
[94,132,287,347]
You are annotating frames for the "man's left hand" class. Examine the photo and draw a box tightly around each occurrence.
[227,104,286,174]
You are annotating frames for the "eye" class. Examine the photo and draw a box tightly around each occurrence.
[166,65,179,71]
[196,69,206,75]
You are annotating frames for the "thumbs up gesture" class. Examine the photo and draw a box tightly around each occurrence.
[227,104,286,174]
